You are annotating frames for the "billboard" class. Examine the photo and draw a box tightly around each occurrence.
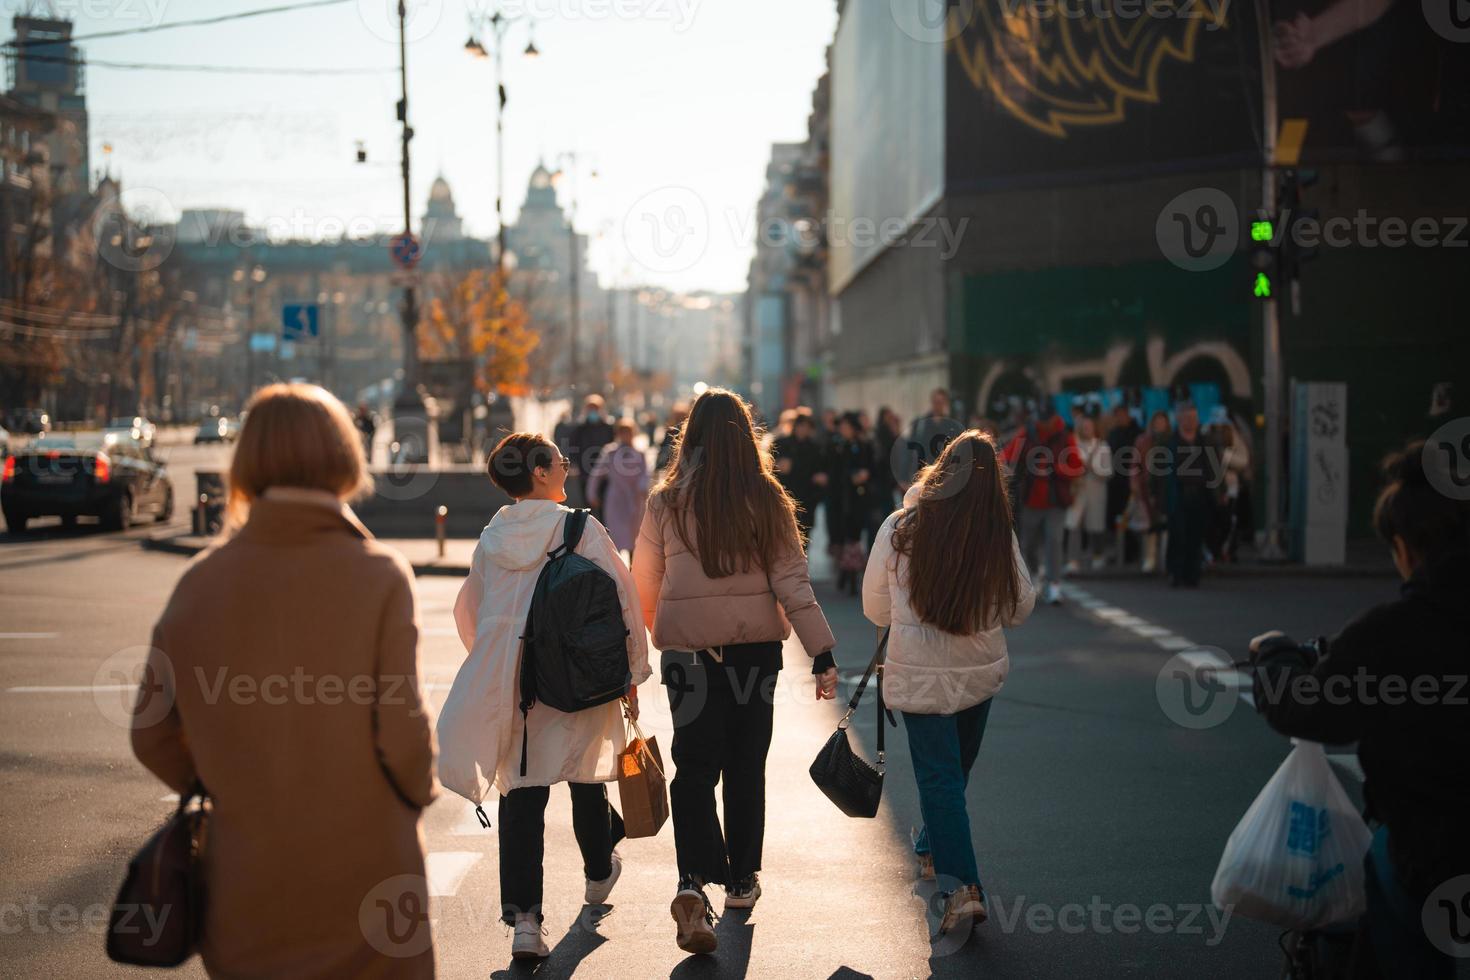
[943,0,1469,186]
[944,0,1263,186]
[1268,0,1470,161]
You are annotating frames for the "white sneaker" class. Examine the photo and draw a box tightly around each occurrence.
[1043,583,1063,605]
[725,873,761,909]
[939,885,988,936]
[511,913,549,960]
[585,849,622,905]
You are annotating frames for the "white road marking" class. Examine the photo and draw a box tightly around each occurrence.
[425,851,484,897]
[161,793,180,803]
[1058,584,1266,714]
[0,632,58,640]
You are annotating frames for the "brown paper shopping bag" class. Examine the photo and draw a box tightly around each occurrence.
[616,713,669,839]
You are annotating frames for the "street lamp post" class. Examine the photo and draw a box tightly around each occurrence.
[552,152,594,395]
[465,8,539,279]
[395,0,420,406]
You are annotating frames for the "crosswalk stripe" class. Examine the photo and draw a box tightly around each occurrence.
[425,851,484,897]
[1153,636,1197,650]
[0,632,59,639]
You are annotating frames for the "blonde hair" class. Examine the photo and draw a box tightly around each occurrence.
[226,383,371,530]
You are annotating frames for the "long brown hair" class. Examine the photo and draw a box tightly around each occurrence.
[652,387,802,578]
[890,430,1021,634]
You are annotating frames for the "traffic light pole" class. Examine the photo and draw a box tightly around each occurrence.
[397,0,419,401]
[1254,0,1285,560]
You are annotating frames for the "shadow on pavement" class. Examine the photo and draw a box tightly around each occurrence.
[667,909,753,979]
[491,905,610,978]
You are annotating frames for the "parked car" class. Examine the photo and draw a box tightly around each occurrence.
[194,415,239,444]
[1,435,173,533]
[9,409,49,434]
[106,416,156,448]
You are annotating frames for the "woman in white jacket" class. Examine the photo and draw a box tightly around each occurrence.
[438,432,651,960]
[1065,412,1113,572]
[863,430,1035,943]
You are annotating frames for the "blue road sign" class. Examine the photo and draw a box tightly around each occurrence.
[390,232,422,269]
[282,303,320,341]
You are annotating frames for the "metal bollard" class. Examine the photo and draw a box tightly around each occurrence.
[435,505,447,559]
[195,494,208,536]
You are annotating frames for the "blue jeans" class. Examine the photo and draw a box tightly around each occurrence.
[902,698,994,890]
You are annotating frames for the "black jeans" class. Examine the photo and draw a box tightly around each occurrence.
[662,643,782,887]
[1167,490,1213,585]
[498,782,625,923]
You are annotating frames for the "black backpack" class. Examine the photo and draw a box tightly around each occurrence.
[517,509,632,776]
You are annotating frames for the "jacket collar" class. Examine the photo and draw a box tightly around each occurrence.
[236,494,373,544]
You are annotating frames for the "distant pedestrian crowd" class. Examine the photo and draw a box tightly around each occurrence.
[763,387,1256,605]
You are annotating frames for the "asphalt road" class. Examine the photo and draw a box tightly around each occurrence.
[0,526,1401,978]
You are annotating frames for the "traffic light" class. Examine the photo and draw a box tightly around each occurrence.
[1249,213,1277,301]
[1279,168,1320,285]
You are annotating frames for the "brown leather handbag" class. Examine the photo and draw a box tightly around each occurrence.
[106,782,209,967]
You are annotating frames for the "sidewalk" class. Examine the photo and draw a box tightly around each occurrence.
[414,562,943,978]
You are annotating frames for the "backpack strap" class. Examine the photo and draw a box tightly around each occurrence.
[563,508,589,554]
[548,509,590,559]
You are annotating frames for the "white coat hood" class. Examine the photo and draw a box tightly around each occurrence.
[480,499,568,571]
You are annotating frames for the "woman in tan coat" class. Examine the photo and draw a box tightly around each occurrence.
[632,388,838,956]
[130,384,438,978]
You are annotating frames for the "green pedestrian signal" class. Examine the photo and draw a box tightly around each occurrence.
[1251,220,1274,242]
[1253,272,1273,299]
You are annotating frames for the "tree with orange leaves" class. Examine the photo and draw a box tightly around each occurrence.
[421,267,539,396]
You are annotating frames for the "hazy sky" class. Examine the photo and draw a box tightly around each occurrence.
[5,0,838,292]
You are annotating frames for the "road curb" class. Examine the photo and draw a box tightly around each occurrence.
[140,534,474,577]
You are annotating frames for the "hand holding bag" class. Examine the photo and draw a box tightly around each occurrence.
[107,782,208,967]
[810,629,895,818]
[1210,740,1372,930]
[616,705,669,838]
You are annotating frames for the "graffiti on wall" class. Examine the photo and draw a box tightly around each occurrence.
[975,336,1253,413]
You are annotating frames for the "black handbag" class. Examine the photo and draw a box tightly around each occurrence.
[107,782,208,967]
[810,629,896,818]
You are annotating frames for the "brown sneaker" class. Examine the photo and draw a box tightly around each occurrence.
[939,885,987,935]
[671,880,718,955]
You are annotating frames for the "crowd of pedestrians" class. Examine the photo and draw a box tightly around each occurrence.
[765,387,1257,605]
[133,381,1392,977]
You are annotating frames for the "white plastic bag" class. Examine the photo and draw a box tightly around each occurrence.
[1211,740,1372,930]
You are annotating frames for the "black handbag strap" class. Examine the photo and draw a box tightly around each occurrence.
[839,628,896,768]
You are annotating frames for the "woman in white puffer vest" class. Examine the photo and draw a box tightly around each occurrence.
[862,429,1035,944]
